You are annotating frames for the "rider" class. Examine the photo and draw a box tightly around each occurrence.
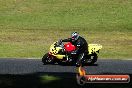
[61,32,88,66]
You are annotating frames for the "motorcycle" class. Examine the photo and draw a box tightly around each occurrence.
[42,40,102,66]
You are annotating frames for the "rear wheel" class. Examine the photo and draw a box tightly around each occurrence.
[90,53,98,64]
[85,53,98,64]
[42,53,54,65]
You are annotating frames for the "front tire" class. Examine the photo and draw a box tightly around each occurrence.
[42,53,54,65]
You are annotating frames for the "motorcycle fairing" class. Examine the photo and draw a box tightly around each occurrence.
[64,42,76,52]
[49,42,65,59]
[88,44,102,54]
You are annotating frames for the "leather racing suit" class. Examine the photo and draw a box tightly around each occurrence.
[62,36,88,65]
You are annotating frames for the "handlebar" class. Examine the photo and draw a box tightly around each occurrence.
[56,40,64,48]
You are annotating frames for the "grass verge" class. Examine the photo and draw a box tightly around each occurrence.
[0,0,132,59]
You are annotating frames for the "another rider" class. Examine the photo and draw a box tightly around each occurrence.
[61,32,88,66]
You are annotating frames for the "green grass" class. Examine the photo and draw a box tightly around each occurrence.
[0,0,132,59]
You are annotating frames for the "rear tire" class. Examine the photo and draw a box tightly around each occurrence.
[90,54,98,64]
[85,53,98,65]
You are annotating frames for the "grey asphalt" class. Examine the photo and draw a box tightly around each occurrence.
[0,58,132,74]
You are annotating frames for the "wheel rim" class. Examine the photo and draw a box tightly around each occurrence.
[46,56,54,63]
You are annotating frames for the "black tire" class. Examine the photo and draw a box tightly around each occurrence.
[91,53,98,64]
[42,53,54,65]
[85,53,98,65]
[42,53,49,65]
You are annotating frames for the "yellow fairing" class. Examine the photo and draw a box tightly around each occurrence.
[88,44,102,54]
[49,42,65,59]
[49,42,56,53]
[49,42,62,54]
[54,55,65,59]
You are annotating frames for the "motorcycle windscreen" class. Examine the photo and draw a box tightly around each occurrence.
[64,42,76,52]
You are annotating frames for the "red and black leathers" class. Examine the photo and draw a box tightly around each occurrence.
[62,36,88,54]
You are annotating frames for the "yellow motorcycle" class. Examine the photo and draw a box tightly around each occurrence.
[42,40,102,66]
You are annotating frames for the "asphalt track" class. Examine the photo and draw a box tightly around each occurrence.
[0,58,132,74]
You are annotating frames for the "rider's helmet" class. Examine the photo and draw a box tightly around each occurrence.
[71,32,79,42]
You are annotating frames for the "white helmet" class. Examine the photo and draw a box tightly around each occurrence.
[71,32,79,42]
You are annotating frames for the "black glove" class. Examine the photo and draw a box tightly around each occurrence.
[59,39,62,44]
[57,39,62,46]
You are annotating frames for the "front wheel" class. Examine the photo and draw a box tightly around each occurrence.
[42,53,54,65]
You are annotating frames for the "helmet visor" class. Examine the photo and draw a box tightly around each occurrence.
[71,32,79,41]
